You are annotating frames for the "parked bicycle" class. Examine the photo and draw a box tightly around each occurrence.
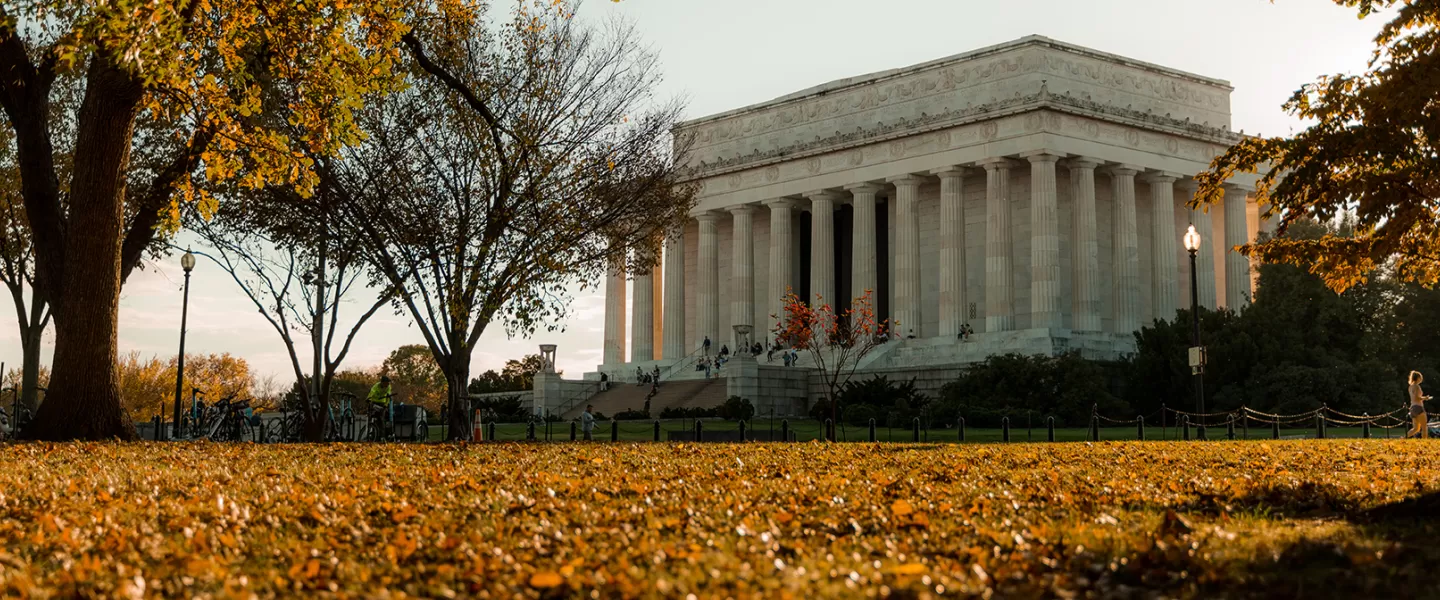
[202,394,258,442]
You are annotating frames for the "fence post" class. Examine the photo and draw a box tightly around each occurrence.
[527,420,536,441]
[1227,417,1235,440]
[611,420,619,442]
[1137,415,1145,441]
[152,416,161,441]
[570,422,577,441]
[868,418,876,442]
[1272,420,1280,440]
[1047,416,1056,442]
[488,421,496,442]
[1363,414,1371,439]
[546,419,552,441]
[654,420,661,442]
[781,419,789,442]
[1002,416,1010,443]
[1242,414,1249,439]
[695,420,704,442]
[912,417,920,442]
[824,419,834,442]
[1182,416,1191,441]
[1316,414,1325,439]
[1090,416,1100,442]
[1161,404,1167,440]
[958,417,965,442]
[739,420,747,442]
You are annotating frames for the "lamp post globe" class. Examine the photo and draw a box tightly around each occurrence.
[1183,224,1206,440]
[181,249,196,273]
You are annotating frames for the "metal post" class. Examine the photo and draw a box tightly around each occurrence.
[1027,411,1032,442]
[781,419,789,442]
[571,421,577,441]
[1047,416,1055,442]
[739,420,747,441]
[695,420,704,442]
[611,420,619,442]
[1272,420,1280,440]
[1137,415,1145,441]
[1187,247,1206,441]
[1090,416,1100,441]
[172,265,194,438]
[957,417,965,442]
[1243,414,1249,439]
[1002,417,1010,442]
[1182,415,1191,441]
[868,418,876,442]
[654,420,661,442]
[527,420,535,440]
[1161,404,1166,440]
[1316,414,1325,439]
[1227,417,1235,440]
[1363,415,1371,439]
[912,417,920,442]
[488,421,496,441]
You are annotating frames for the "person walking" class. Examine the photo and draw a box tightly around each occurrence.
[581,404,597,441]
[1407,371,1432,439]
[702,336,712,355]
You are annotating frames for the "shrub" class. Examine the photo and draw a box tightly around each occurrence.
[613,408,650,421]
[718,396,755,421]
[660,406,718,420]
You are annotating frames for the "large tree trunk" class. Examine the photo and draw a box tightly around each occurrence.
[444,358,472,441]
[18,322,42,411]
[25,57,142,441]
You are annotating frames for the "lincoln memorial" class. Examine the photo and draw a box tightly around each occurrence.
[535,36,1269,417]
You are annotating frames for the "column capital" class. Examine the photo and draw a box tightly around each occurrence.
[1139,171,1184,184]
[1222,182,1256,194]
[886,174,926,187]
[844,182,885,194]
[1019,149,1066,163]
[762,198,797,210]
[1174,178,1199,192]
[930,165,970,178]
[1102,164,1144,177]
[726,203,756,216]
[693,210,722,223]
[976,157,1019,171]
[1064,156,1105,170]
[804,190,842,203]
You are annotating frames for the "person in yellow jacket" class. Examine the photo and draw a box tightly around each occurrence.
[368,376,393,417]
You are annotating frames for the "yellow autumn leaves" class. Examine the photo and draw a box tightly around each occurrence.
[1,440,1438,598]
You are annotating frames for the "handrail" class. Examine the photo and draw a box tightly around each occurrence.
[552,381,603,418]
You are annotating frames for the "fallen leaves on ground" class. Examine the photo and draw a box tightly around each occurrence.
[0,440,1437,598]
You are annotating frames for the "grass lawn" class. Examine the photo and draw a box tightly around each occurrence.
[2,441,1438,598]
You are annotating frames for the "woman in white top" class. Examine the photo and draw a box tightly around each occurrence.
[1407,371,1432,439]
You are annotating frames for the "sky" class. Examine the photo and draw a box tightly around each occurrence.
[0,0,1391,386]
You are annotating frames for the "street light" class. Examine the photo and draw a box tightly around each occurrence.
[172,248,196,439]
[1183,225,1206,440]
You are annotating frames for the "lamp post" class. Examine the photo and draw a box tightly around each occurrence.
[1183,225,1206,440]
[172,248,196,439]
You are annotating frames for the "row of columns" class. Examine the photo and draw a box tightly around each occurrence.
[604,154,1255,365]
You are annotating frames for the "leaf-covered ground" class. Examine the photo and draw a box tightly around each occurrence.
[1,441,1437,598]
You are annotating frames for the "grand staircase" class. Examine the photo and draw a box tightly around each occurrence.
[560,378,729,420]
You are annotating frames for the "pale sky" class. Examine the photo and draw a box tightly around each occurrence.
[0,0,1388,384]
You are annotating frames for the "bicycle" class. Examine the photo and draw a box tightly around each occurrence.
[203,395,256,442]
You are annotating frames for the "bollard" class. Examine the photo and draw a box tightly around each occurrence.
[546,419,552,441]
[1272,420,1280,440]
[1161,404,1167,440]
[1316,414,1325,439]
[1182,416,1191,441]
[571,422,577,441]
[654,420,661,442]
[958,417,966,442]
[1002,416,1010,443]
[739,420,747,441]
[868,418,876,442]
[824,419,834,442]
[611,420,619,442]
[1090,416,1100,442]
[1363,416,1371,439]
[912,417,921,442]
[1137,415,1145,441]
[488,421,496,441]
[1047,416,1056,442]
[1227,417,1235,440]
[527,420,535,441]
[153,416,162,441]
[695,420,704,442]
[1243,415,1249,439]
[781,420,790,442]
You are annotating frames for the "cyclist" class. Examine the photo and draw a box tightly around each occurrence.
[367,376,394,436]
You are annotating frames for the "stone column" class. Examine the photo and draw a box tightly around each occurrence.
[1224,184,1252,308]
[1144,172,1180,321]
[1023,151,1063,329]
[729,205,756,334]
[765,199,795,338]
[602,253,627,365]
[979,158,1015,332]
[696,212,721,350]
[1109,165,1141,334]
[846,183,882,306]
[932,166,966,338]
[661,227,686,360]
[807,191,837,344]
[630,261,655,363]
[889,175,924,337]
[1177,180,1216,309]
[1069,158,1102,331]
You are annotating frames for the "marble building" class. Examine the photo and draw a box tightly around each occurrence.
[542,36,1270,416]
